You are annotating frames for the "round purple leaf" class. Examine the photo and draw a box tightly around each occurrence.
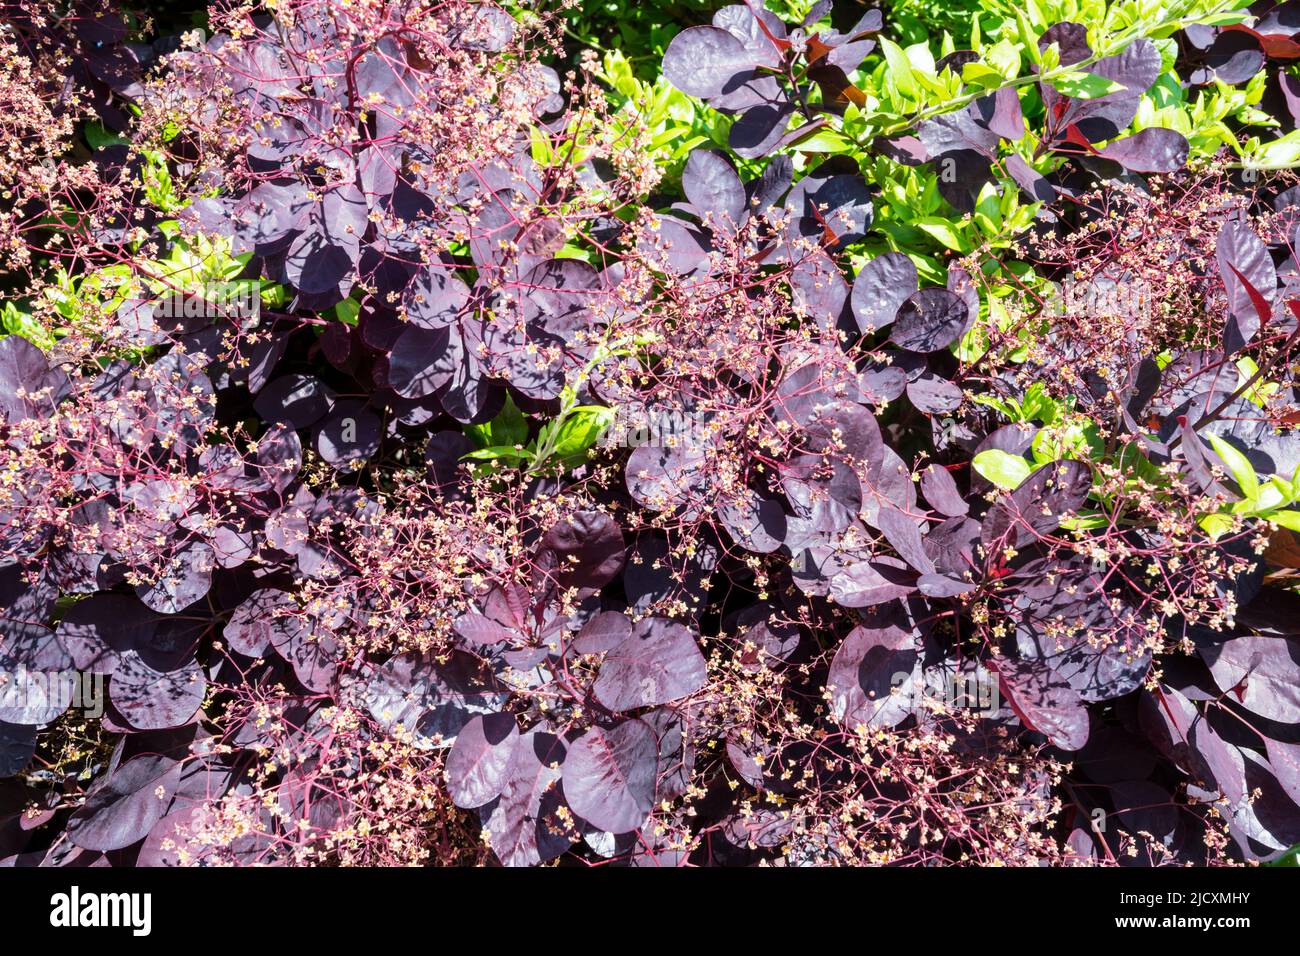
[593,617,707,712]
[110,651,206,730]
[445,712,520,809]
[891,288,969,352]
[662,26,755,99]
[563,719,658,834]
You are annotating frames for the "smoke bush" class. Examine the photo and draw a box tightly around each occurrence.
[4,0,1300,869]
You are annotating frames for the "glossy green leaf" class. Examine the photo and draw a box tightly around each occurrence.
[1207,432,1260,501]
[973,449,1033,491]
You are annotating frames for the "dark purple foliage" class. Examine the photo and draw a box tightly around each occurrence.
[0,0,1298,872]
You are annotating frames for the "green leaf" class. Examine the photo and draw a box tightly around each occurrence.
[260,283,290,308]
[1245,130,1300,170]
[960,62,1004,88]
[1249,481,1287,512]
[1059,512,1109,531]
[548,405,613,466]
[1117,444,1163,485]
[880,37,918,98]
[972,449,1033,491]
[1016,11,1042,66]
[972,393,1020,420]
[984,40,1021,80]
[333,298,360,326]
[787,128,851,152]
[1152,37,1178,73]
[1267,843,1300,866]
[973,183,1003,237]
[1,301,55,350]
[1270,473,1295,505]
[1047,71,1126,100]
[463,445,532,463]
[84,122,128,149]
[913,216,973,253]
[141,150,180,212]
[530,125,555,166]
[1019,383,1064,425]
[1031,417,1102,464]
[1268,509,1300,533]
[466,394,529,450]
[1206,432,1260,501]
[1199,512,1236,540]
[1198,12,1252,27]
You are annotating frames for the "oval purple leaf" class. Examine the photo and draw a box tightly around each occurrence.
[445,712,520,809]
[891,287,969,352]
[593,617,707,712]
[563,719,658,834]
